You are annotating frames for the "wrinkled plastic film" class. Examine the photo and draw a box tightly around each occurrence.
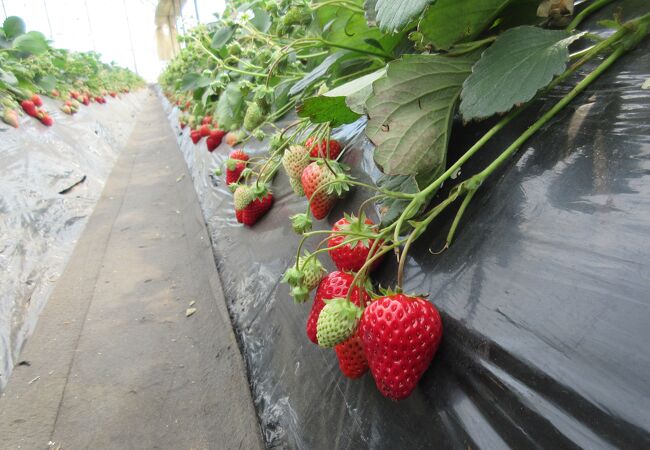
[160,6,650,448]
[0,92,146,389]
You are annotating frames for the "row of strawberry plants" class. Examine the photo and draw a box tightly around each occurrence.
[0,16,144,129]
[160,0,650,400]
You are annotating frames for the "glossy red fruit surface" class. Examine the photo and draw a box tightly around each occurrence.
[359,294,442,400]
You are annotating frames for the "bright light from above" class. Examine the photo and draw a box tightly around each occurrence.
[1,0,163,81]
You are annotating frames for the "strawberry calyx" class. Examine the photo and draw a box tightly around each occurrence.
[333,212,377,249]
[251,182,270,200]
[290,213,312,234]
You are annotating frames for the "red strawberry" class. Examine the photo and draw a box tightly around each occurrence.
[306,137,342,159]
[109,92,117,98]
[234,185,274,226]
[31,94,43,107]
[226,150,249,185]
[306,271,369,345]
[21,100,37,117]
[190,129,201,144]
[206,129,226,151]
[231,149,249,161]
[242,193,273,226]
[328,213,384,272]
[180,122,187,129]
[40,113,54,127]
[359,294,443,400]
[226,160,247,185]
[82,96,90,106]
[201,115,212,125]
[51,89,60,97]
[335,332,368,379]
[301,160,348,220]
[199,124,211,138]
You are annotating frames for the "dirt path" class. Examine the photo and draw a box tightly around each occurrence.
[0,90,263,450]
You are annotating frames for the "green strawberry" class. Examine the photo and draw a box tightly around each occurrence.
[282,145,310,180]
[234,185,254,211]
[316,298,362,348]
[289,177,305,196]
[243,102,264,131]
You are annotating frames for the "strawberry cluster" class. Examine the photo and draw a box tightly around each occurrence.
[1,87,126,130]
[285,216,443,399]
[186,115,228,152]
[282,137,349,219]
[278,138,444,399]
[21,95,53,127]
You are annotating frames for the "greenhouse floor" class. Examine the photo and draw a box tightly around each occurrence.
[0,94,263,449]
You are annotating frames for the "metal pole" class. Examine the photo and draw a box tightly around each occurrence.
[173,0,185,35]
[42,0,54,39]
[83,0,96,52]
[122,0,139,75]
[1,0,7,21]
[193,0,200,24]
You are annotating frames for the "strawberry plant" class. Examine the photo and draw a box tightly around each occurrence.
[0,16,143,128]
[162,0,650,399]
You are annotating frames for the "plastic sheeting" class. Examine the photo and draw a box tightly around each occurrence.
[0,91,146,389]
[161,5,650,448]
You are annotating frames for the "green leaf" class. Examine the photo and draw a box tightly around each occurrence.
[289,51,348,96]
[12,31,48,55]
[180,73,212,91]
[373,0,432,33]
[419,0,514,50]
[317,4,401,56]
[215,82,245,130]
[250,7,271,33]
[297,96,361,127]
[366,53,477,176]
[211,26,235,50]
[3,16,26,39]
[36,74,57,91]
[460,26,584,120]
[0,68,18,86]
[325,67,386,114]
[375,175,420,226]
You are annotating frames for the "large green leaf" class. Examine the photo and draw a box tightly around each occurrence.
[3,16,25,39]
[297,96,361,127]
[372,0,432,33]
[250,7,271,33]
[215,82,245,130]
[180,72,212,91]
[0,68,18,85]
[36,74,57,91]
[295,67,386,126]
[460,26,584,120]
[317,3,401,56]
[12,31,48,55]
[419,0,514,50]
[366,53,477,176]
[289,51,347,96]
[325,67,386,114]
[211,26,235,50]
